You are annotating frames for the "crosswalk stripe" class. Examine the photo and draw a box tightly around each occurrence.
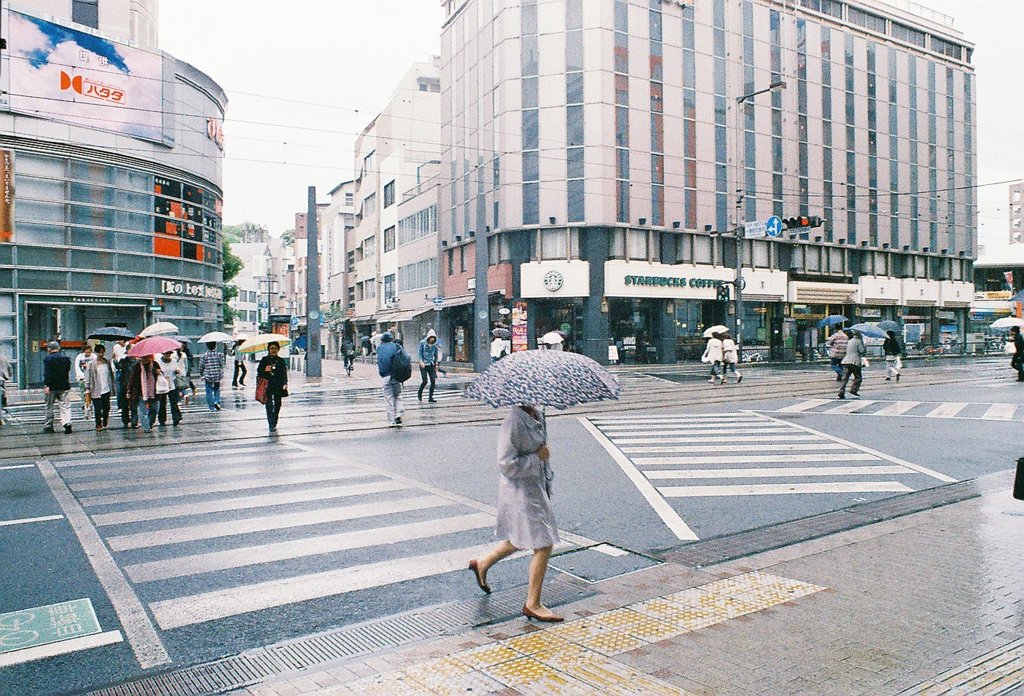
[621,443,849,454]
[124,512,494,583]
[658,481,913,497]
[148,542,495,629]
[55,446,277,469]
[599,420,774,431]
[591,413,749,422]
[610,434,822,445]
[601,425,785,437]
[70,458,324,492]
[645,465,910,480]
[61,452,304,480]
[924,402,969,418]
[635,453,879,466]
[79,468,374,507]
[776,399,832,413]
[872,401,921,416]
[105,495,449,551]
[982,403,1017,420]
[90,480,412,526]
[821,400,878,414]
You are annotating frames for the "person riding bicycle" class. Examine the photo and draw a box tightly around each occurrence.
[341,337,356,375]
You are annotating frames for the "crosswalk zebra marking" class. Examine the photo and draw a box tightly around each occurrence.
[68,456,312,491]
[55,446,276,469]
[123,512,495,583]
[90,480,412,526]
[621,443,851,454]
[148,542,496,630]
[105,494,450,551]
[612,434,822,445]
[659,482,913,498]
[78,468,372,507]
[645,465,910,480]
[634,453,880,466]
[774,399,1022,422]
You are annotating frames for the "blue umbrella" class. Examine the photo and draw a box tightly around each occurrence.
[817,315,848,329]
[849,322,888,339]
[876,320,901,332]
[464,349,621,410]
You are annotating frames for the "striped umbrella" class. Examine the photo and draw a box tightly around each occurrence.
[463,349,621,410]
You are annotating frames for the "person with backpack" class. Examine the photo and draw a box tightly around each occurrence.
[377,331,411,426]
[417,329,441,403]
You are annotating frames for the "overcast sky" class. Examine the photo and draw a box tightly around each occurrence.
[159,1,1022,251]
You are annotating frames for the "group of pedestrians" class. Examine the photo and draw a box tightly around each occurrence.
[702,331,742,385]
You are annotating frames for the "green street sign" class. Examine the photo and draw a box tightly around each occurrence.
[148,305,164,312]
[0,599,101,654]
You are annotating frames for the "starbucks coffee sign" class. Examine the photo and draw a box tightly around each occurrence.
[605,261,735,299]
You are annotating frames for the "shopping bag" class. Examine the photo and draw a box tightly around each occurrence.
[255,377,269,404]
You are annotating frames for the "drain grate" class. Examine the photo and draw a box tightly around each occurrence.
[88,576,592,696]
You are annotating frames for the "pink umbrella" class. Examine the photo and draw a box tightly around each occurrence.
[127,335,183,357]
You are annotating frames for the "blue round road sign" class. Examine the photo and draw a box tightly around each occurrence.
[766,216,783,238]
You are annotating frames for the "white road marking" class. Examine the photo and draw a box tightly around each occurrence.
[621,443,849,454]
[634,453,879,466]
[79,468,372,507]
[106,495,450,551]
[125,513,494,583]
[645,465,911,480]
[750,412,956,482]
[776,399,832,413]
[924,402,969,418]
[0,464,35,471]
[872,401,921,416]
[982,403,1017,420]
[91,480,411,526]
[579,417,698,541]
[598,420,778,431]
[590,413,751,422]
[659,481,914,497]
[36,460,170,669]
[149,543,496,629]
[609,434,821,444]
[600,425,786,437]
[53,445,277,468]
[821,400,878,414]
[71,459,331,492]
[0,514,64,527]
[0,630,124,668]
[61,451,306,480]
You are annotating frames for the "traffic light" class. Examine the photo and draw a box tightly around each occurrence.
[783,216,824,230]
[717,283,731,302]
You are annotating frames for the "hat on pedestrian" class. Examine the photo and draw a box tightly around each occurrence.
[47,340,61,351]
[381,332,393,343]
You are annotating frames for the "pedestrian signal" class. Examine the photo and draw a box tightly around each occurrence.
[717,284,731,302]
[783,216,824,230]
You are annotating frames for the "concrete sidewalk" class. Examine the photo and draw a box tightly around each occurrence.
[235,470,1023,695]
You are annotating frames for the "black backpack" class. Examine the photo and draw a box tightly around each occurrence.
[390,348,412,382]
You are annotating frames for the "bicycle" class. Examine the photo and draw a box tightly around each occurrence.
[343,352,355,377]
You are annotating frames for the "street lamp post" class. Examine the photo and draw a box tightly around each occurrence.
[733,80,785,362]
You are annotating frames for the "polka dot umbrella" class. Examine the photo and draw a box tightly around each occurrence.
[463,349,621,410]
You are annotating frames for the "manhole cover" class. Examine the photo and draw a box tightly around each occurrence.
[550,543,661,583]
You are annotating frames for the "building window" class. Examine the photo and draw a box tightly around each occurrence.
[447,248,455,275]
[72,0,99,28]
[488,234,511,265]
[344,192,354,205]
[892,22,927,48]
[398,258,438,292]
[383,180,396,208]
[459,245,466,273]
[398,205,437,245]
[383,274,395,301]
[384,226,396,252]
[931,36,962,60]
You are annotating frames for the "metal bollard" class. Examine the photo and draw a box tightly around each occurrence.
[1015,458,1024,501]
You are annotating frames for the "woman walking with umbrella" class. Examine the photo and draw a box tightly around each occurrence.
[256,341,288,432]
[464,350,621,623]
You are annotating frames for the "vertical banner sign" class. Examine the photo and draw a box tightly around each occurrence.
[0,150,12,242]
[511,301,529,353]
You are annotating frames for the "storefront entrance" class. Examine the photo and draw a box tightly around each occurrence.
[610,298,666,364]
[533,298,583,353]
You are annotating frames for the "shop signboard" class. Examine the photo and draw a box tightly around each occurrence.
[0,150,13,243]
[7,11,165,143]
[860,309,882,318]
[511,301,529,353]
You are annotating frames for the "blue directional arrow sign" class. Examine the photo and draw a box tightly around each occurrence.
[765,215,783,238]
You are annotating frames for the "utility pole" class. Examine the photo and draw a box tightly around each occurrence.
[305,186,322,381]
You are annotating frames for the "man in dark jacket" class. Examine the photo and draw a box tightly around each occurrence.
[1011,326,1024,382]
[377,332,404,426]
[43,341,73,433]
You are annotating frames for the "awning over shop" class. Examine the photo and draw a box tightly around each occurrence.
[441,294,476,309]
[379,306,434,323]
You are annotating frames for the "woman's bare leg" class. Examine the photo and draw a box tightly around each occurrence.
[475,540,517,579]
[525,546,557,614]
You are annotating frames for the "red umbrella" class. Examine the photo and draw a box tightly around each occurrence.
[127,335,183,357]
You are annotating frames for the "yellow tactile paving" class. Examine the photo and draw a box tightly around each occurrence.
[332,571,823,695]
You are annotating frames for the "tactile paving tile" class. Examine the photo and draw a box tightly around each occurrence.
[404,667,505,695]
[503,630,579,656]
[537,650,689,695]
[575,629,651,656]
[453,643,522,669]
[339,671,433,695]
[481,655,591,693]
